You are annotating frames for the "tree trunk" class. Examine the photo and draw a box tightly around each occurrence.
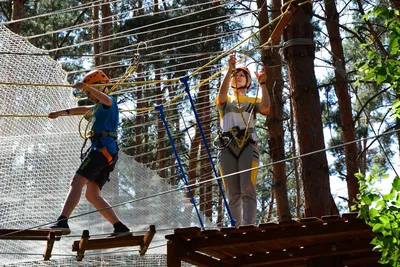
[92,3,100,66]
[390,0,400,11]
[155,68,166,178]
[324,0,359,209]
[258,0,291,222]
[266,190,275,222]
[283,0,338,217]
[9,0,25,34]
[101,0,112,76]
[217,190,223,227]
[188,132,200,199]
[198,71,213,218]
[290,99,302,218]
[135,66,144,163]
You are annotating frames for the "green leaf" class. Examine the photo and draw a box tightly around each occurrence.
[364,71,376,81]
[376,74,386,84]
[376,199,386,210]
[379,215,390,225]
[369,208,379,218]
[392,100,400,109]
[353,79,360,88]
[383,189,396,201]
[372,223,383,233]
[354,173,365,181]
[362,194,373,205]
[393,177,400,191]
[394,228,400,239]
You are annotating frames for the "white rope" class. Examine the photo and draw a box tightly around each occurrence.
[47,1,232,52]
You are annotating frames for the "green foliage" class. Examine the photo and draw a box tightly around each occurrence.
[353,168,400,266]
[356,7,400,112]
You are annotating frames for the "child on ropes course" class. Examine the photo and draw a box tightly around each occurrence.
[42,70,130,237]
[216,54,271,226]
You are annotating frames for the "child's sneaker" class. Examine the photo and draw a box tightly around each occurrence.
[109,224,131,237]
[39,221,71,235]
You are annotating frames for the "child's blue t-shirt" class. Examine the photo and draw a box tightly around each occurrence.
[90,97,119,154]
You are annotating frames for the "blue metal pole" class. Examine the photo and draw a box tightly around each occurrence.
[154,104,205,230]
[180,76,236,227]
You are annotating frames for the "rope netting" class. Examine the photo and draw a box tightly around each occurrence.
[0,24,210,265]
[0,0,295,264]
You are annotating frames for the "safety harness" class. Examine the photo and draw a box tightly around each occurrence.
[213,126,256,159]
[81,130,118,163]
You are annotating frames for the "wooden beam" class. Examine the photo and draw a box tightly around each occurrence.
[43,232,56,261]
[179,250,227,267]
[187,220,371,250]
[139,225,156,256]
[268,3,297,45]
[342,252,383,266]
[166,226,201,240]
[76,230,90,261]
[167,239,182,267]
[0,229,62,240]
[229,239,374,266]
[72,234,144,251]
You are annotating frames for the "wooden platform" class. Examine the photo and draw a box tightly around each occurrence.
[0,229,63,260]
[72,225,156,261]
[165,213,387,267]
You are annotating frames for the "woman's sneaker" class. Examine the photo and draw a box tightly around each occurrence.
[109,224,131,237]
[39,221,71,235]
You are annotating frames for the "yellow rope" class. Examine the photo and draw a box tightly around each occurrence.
[0,2,300,118]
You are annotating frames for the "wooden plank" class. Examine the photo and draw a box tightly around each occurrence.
[72,234,144,251]
[258,223,280,232]
[167,238,182,267]
[201,229,222,238]
[231,239,374,266]
[278,220,301,228]
[320,215,346,223]
[187,219,371,250]
[0,229,62,240]
[174,227,201,236]
[299,217,325,225]
[237,225,259,234]
[198,248,233,260]
[139,225,156,256]
[75,230,90,261]
[180,250,225,267]
[268,3,297,45]
[220,227,238,233]
[341,251,384,266]
[341,212,359,221]
[43,232,56,261]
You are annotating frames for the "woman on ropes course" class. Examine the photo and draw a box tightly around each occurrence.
[216,54,270,226]
[42,70,130,237]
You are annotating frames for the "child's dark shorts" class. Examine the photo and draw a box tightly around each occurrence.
[76,149,118,190]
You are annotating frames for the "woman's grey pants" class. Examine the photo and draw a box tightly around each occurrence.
[218,141,259,226]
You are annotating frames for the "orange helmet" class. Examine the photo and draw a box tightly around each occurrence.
[82,70,109,85]
[232,65,251,89]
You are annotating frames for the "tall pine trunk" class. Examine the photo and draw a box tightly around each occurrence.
[198,71,212,219]
[101,0,112,77]
[258,0,291,221]
[283,0,337,217]
[155,67,166,178]
[9,0,25,34]
[324,0,359,209]
[92,4,100,66]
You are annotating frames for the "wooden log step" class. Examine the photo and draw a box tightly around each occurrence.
[72,225,156,261]
[0,229,62,261]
